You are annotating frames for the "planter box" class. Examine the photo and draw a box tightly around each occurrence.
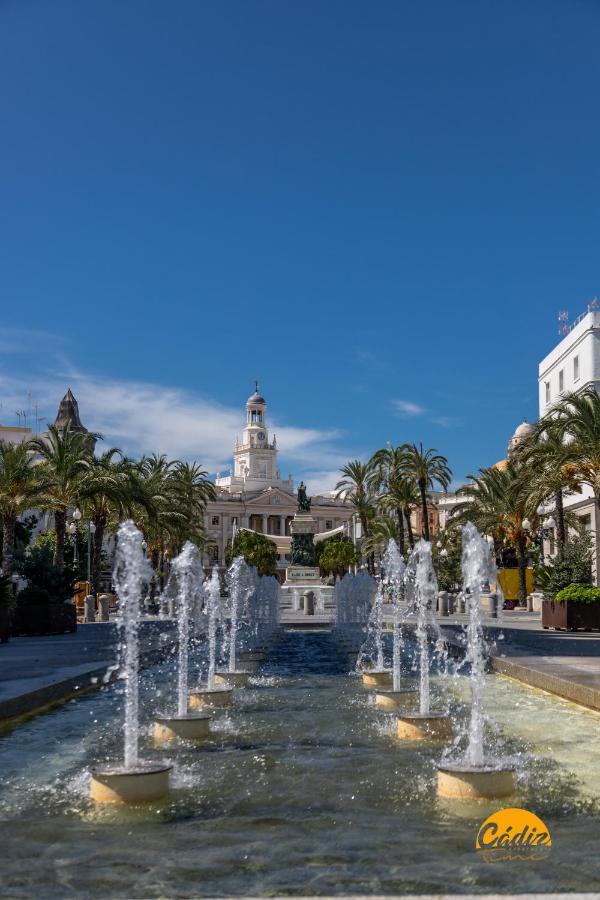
[0,606,11,643]
[13,603,77,636]
[542,599,600,631]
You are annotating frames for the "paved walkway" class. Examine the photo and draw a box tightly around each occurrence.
[0,620,176,724]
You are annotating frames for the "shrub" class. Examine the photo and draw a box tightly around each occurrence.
[538,532,593,598]
[17,535,75,604]
[555,583,600,604]
[224,530,278,577]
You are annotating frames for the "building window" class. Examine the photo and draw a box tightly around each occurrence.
[579,513,592,531]
[545,381,550,405]
[326,519,333,530]
[574,355,580,382]
[207,546,218,562]
[212,515,220,526]
[559,369,564,393]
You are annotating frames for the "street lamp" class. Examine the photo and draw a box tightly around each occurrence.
[141,540,148,554]
[87,521,96,585]
[522,518,531,531]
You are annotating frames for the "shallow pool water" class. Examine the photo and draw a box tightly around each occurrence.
[0,630,599,897]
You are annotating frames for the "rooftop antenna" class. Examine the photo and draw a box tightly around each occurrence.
[558,310,569,336]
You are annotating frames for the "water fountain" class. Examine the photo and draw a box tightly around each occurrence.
[154,542,212,744]
[90,521,172,804]
[333,570,373,664]
[361,581,392,687]
[214,555,254,687]
[189,567,233,709]
[374,539,417,710]
[396,540,453,741]
[437,522,517,799]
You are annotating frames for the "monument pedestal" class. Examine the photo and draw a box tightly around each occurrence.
[285,565,320,584]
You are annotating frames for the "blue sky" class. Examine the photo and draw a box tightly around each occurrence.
[1,0,599,493]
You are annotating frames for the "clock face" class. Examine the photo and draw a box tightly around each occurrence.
[257,431,266,440]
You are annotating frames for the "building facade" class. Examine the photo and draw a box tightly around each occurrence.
[538,306,600,568]
[204,388,353,575]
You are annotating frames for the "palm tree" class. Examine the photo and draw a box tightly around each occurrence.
[549,387,600,575]
[335,460,375,572]
[370,445,413,555]
[0,442,47,575]
[28,426,98,569]
[453,460,537,604]
[521,422,580,554]
[361,515,400,562]
[402,443,452,541]
[77,448,133,595]
[170,461,216,548]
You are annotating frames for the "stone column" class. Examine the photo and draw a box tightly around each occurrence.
[262,514,268,534]
[279,515,285,536]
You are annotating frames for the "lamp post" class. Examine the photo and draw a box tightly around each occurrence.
[88,521,96,586]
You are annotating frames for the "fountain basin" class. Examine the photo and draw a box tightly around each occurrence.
[437,763,517,800]
[374,688,418,710]
[153,714,211,745]
[396,711,453,741]
[214,671,252,688]
[362,670,393,687]
[189,686,233,708]
[89,762,172,804]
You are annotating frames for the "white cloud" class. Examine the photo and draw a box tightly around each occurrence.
[302,469,343,496]
[0,366,352,480]
[393,399,425,416]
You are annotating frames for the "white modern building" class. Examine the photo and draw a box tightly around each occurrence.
[538,304,600,567]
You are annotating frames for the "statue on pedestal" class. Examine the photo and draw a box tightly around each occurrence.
[290,482,317,567]
[297,481,311,512]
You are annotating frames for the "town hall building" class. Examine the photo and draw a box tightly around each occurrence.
[202,386,353,576]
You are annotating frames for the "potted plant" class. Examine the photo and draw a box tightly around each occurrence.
[542,583,600,631]
[13,537,77,636]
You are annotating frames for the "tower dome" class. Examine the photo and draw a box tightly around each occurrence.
[246,381,266,406]
[508,419,535,455]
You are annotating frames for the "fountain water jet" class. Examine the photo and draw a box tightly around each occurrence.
[90,521,172,804]
[396,540,452,741]
[154,542,212,744]
[374,539,418,710]
[437,523,516,800]
[214,556,254,687]
[361,583,392,687]
[189,568,233,709]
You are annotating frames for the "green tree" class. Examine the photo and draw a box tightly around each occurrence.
[28,425,98,569]
[0,441,47,575]
[453,460,537,604]
[401,443,452,542]
[77,448,133,595]
[317,534,359,578]
[225,529,278,576]
[335,460,375,572]
[369,445,419,555]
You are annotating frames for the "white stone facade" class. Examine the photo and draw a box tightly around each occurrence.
[538,307,600,572]
[204,388,353,574]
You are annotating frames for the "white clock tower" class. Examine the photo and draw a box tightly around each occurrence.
[215,384,294,493]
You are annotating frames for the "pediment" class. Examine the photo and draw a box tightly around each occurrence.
[245,487,296,507]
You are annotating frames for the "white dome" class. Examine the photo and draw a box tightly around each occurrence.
[508,419,535,454]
